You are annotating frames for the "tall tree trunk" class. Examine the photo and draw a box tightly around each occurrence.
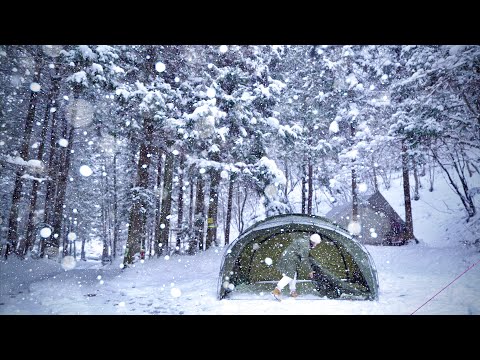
[307,162,313,215]
[224,173,235,246]
[372,155,378,193]
[301,163,307,214]
[3,56,42,259]
[412,156,420,201]
[53,123,75,257]
[112,141,118,258]
[43,94,62,233]
[402,139,415,242]
[206,158,221,249]
[237,182,248,234]
[350,122,359,226]
[190,173,205,254]
[81,236,86,261]
[176,153,185,252]
[21,71,61,257]
[153,150,163,255]
[123,118,154,265]
[284,160,289,199]
[101,164,110,265]
[189,171,194,226]
[156,144,174,256]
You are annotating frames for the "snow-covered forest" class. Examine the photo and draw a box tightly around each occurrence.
[0,45,479,315]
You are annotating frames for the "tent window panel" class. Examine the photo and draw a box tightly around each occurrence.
[247,232,294,283]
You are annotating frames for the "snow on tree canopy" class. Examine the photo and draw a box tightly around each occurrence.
[206,87,216,98]
[6,156,44,173]
[42,45,63,57]
[329,120,339,133]
[67,71,88,87]
[258,157,286,186]
[78,45,96,61]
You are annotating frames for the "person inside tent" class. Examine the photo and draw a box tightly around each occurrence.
[272,233,322,300]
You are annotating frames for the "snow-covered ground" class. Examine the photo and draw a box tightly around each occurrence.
[1,173,479,315]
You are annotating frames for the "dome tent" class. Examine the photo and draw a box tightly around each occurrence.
[217,214,379,300]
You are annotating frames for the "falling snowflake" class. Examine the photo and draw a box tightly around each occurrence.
[67,232,77,241]
[155,62,166,73]
[265,257,273,266]
[358,183,368,193]
[61,256,76,271]
[30,83,41,92]
[79,165,93,177]
[219,45,228,53]
[66,99,94,128]
[347,221,362,236]
[170,288,181,298]
[58,138,68,147]
[40,227,52,238]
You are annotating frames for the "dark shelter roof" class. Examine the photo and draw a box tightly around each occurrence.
[326,191,411,245]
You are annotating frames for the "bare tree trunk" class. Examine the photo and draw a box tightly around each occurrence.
[301,163,307,214]
[307,162,313,215]
[153,150,163,255]
[21,71,61,257]
[43,95,62,232]
[123,118,154,265]
[402,139,415,242]
[52,122,75,257]
[112,143,118,258]
[81,237,86,261]
[156,144,174,256]
[190,173,205,254]
[102,163,110,265]
[206,160,221,249]
[238,183,248,234]
[175,153,185,252]
[412,156,420,201]
[3,56,42,259]
[224,173,235,246]
[372,156,378,193]
[351,123,359,224]
[284,160,289,199]
[189,171,194,227]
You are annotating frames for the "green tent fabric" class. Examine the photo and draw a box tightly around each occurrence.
[217,214,379,300]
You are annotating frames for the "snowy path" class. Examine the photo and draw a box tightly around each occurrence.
[1,243,479,315]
